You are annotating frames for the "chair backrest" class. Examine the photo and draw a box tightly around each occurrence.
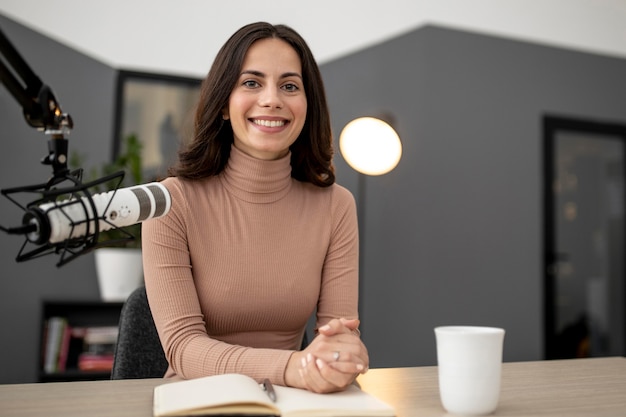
[111,285,168,379]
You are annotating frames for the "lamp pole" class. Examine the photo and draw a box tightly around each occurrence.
[357,172,366,327]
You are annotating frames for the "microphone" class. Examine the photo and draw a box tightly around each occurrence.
[21,182,171,245]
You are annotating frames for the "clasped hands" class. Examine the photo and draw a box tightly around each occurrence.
[285,318,369,393]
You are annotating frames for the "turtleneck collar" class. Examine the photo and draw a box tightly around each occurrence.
[220,145,293,203]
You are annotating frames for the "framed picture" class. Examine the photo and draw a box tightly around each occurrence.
[113,70,202,180]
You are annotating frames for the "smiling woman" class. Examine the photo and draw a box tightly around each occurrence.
[141,22,369,394]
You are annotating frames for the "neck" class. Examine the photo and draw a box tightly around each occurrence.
[220,145,293,203]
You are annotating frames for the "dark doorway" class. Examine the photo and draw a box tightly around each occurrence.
[543,115,626,359]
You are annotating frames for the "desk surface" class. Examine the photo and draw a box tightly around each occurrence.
[358,356,626,416]
[1,357,625,417]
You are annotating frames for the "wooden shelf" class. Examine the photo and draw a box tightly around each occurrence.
[39,369,111,383]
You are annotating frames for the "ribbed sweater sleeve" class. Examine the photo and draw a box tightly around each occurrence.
[141,148,359,385]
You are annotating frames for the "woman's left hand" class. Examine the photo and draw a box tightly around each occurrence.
[297,318,369,393]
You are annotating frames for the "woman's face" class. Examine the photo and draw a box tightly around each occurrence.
[225,38,307,160]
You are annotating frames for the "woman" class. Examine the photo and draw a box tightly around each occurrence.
[142,22,368,393]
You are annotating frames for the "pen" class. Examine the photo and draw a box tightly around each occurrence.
[262,378,277,402]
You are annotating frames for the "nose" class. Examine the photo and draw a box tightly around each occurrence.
[258,86,283,109]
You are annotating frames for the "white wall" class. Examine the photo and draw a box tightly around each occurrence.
[1,0,626,77]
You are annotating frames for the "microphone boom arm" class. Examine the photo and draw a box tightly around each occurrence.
[0,28,141,267]
[0,27,74,181]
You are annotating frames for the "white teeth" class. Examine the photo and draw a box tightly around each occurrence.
[253,119,285,127]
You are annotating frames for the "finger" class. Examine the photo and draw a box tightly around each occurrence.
[340,318,360,331]
[314,333,368,361]
[318,318,361,338]
[325,359,366,374]
[314,357,358,390]
[318,319,348,335]
[323,348,368,373]
[301,354,341,393]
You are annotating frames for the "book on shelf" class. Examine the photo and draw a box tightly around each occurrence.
[57,323,72,372]
[77,352,115,372]
[153,373,395,417]
[43,316,68,373]
[76,325,118,372]
[80,326,118,355]
[42,321,119,374]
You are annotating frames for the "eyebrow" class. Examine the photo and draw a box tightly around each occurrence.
[240,69,303,80]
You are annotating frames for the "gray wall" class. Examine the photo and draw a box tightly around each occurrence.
[321,26,626,367]
[0,14,117,383]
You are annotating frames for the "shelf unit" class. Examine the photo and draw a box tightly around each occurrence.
[39,300,123,382]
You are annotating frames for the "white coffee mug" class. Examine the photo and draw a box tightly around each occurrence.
[435,326,505,415]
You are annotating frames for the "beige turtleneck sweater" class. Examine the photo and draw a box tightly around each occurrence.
[142,146,359,385]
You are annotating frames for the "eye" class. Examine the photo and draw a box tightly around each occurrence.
[243,79,260,88]
[282,82,300,92]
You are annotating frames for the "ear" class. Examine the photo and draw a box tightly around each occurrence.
[222,110,230,120]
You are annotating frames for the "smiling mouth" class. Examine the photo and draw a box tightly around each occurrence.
[252,119,287,128]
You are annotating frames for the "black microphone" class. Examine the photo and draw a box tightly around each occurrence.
[21,182,171,245]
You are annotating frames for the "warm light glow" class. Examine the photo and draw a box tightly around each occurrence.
[339,117,402,176]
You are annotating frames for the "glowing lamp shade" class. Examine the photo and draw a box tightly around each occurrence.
[339,117,402,176]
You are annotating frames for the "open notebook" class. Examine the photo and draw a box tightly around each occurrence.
[153,373,395,417]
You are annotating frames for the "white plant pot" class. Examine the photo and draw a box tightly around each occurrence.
[95,248,144,302]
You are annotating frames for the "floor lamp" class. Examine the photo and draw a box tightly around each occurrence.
[339,116,402,328]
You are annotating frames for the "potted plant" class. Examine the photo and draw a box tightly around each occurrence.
[71,134,145,301]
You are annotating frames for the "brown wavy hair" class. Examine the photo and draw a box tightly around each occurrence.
[170,22,335,187]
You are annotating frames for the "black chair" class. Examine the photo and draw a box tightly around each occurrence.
[111,286,168,379]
